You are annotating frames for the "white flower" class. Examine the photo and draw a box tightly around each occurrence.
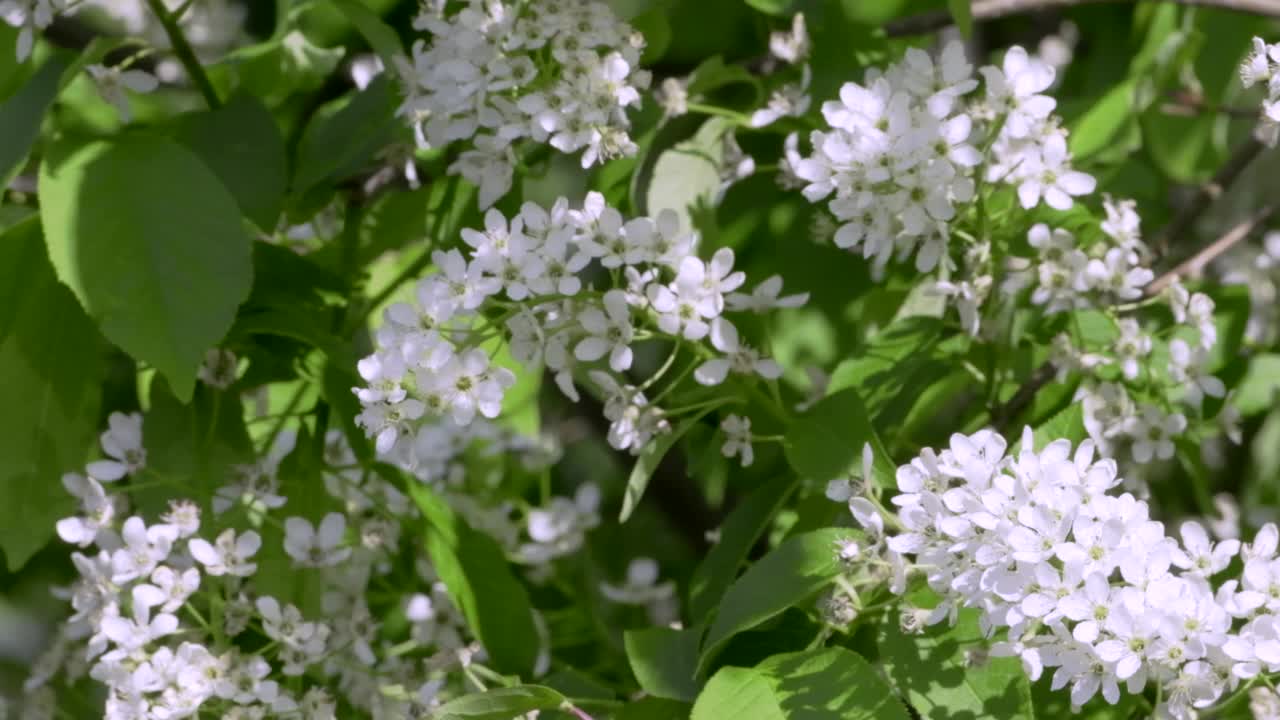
[197,348,238,388]
[86,64,158,123]
[87,411,146,481]
[726,275,809,312]
[134,565,200,613]
[283,513,350,568]
[600,557,675,605]
[1127,405,1186,463]
[695,318,782,386]
[189,529,261,577]
[1169,339,1226,408]
[574,290,635,371]
[720,414,753,467]
[110,517,179,584]
[769,12,809,64]
[1014,133,1096,210]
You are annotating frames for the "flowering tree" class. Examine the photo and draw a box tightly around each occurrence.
[6,0,1280,718]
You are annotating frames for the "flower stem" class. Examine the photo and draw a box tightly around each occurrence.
[144,0,221,109]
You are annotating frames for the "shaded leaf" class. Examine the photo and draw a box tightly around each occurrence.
[625,625,702,701]
[0,218,103,570]
[39,134,253,401]
[173,93,288,230]
[698,528,848,675]
[689,474,796,622]
[411,483,541,675]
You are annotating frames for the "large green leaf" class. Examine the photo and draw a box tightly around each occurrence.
[691,647,910,720]
[1236,354,1280,417]
[0,218,103,571]
[0,51,69,188]
[698,528,847,674]
[644,117,734,233]
[688,474,796,622]
[625,625,703,701]
[39,134,254,402]
[434,686,566,719]
[1068,79,1136,160]
[292,75,400,194]
[173,93,288,230]
[620,405,719,522]
[411,483,541,676]
[878,592,1035,720]
[784,389,894,489]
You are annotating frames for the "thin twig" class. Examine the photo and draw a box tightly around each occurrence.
[886,0,1280,36]
[1147,203,1277,295]
[1151,136,1266,257]
[143,0,221,109]
[992,361,1056,431]
[1161,90,1258,119]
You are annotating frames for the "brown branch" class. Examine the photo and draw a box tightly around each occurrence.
[1146,203,1277,295]
[1151,136,1267,257]
[886,0,1280,36]
[992,361,1056,431]
[1161,90,1258,119]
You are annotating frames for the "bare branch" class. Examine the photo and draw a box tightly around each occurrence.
[1147,203,1277,295]
[887,0,1280,36]
[1151,136,1267,257]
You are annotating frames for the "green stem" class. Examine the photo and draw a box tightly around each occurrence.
[144,0,221,109]
[686,102,752,125]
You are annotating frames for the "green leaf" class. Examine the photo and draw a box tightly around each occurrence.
[947,0,973,39]
[1236,354,1280,417]
[616,698,693,720]
[39,134,254,402]
[0,51,69,188]
[827,316,952,428]
[0,218,103,571]
[620,404,720,522]
[291,75,399,195]
[784,388,894,489]
[692,666,781,720]
[172,93,288,230]
[644,117,734,234]
[879,593,1035,720]
[1068,80,1136,160]
[698,528,848,675]
[692,647,910,720]
[434,686,567,719]
[689,474,796,622]
[328,0,405,71]
[410,483,541,676]
[744,0,795,15]
[1018,403,1085,453]
[625,625,703,701]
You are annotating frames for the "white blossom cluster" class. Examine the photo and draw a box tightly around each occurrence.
[24,404,590,719]
[0,0,70,60]
[792,40,1095,277]
[397,0,651,207]
[845,427,1280,719]
[1241,37,1280,147]
[354,192,805,467]
[1003,196,1153,316]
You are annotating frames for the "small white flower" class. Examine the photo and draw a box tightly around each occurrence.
[283,513,350,568]
[189,528,261,577]
[720,414,754,467]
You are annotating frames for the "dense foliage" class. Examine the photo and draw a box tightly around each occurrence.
[4,0,1280,718]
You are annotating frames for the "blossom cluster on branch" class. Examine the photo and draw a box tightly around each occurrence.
[397,0,650,207]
